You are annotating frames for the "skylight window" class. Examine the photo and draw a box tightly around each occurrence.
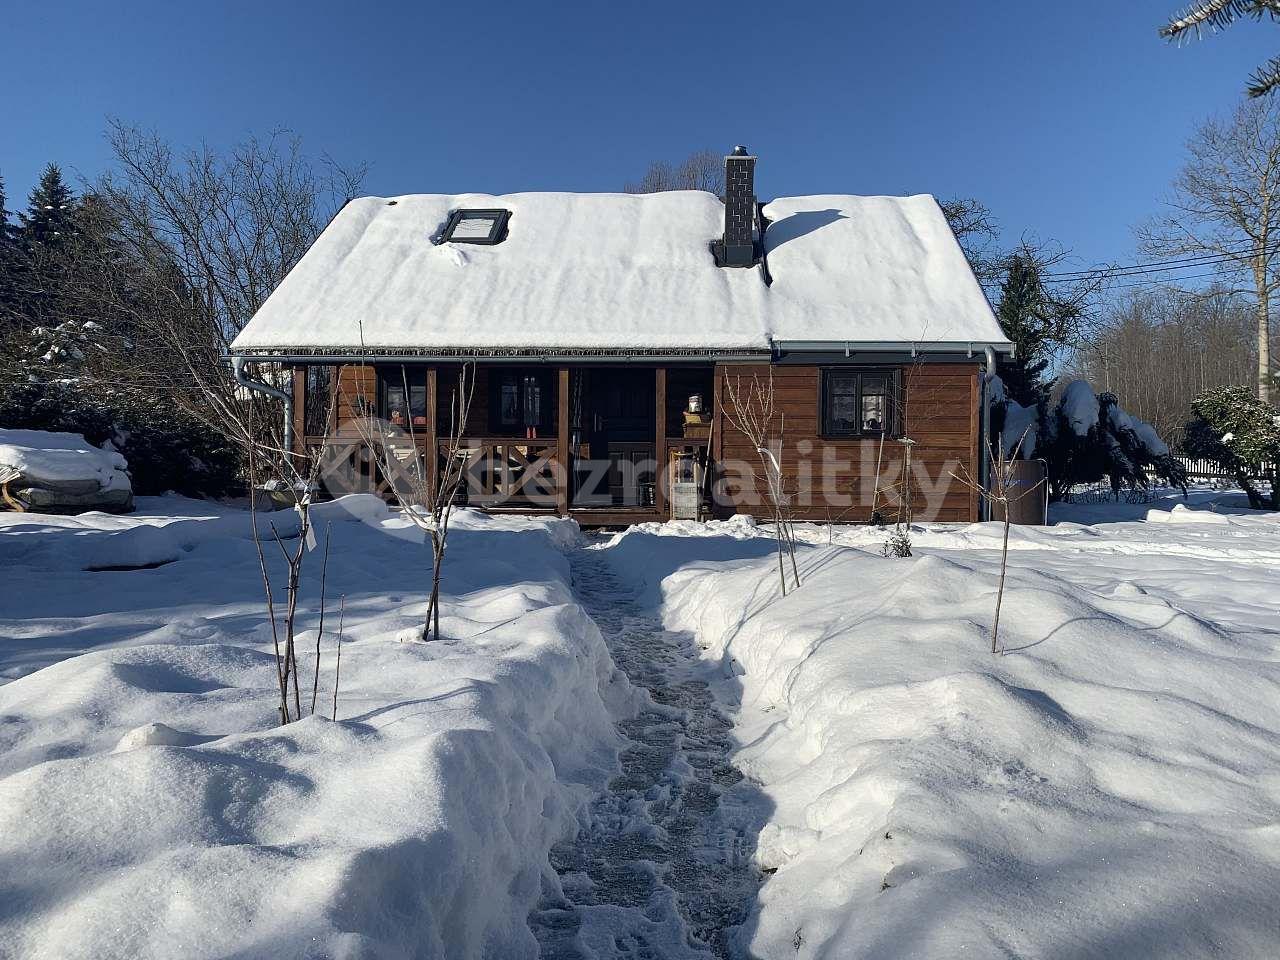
[437,208,511,245]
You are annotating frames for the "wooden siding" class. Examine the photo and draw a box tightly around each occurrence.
[315,360,983,524]
[714,362,981,523]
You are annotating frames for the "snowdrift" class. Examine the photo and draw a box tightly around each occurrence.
[0,501,628,960]
[604,513,1280,958]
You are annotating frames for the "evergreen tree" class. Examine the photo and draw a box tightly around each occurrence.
[1037,380,1187,502]
[14,163,79,331]
[18,163,77,250]
[1184,385,1280,507]
[1162,1,1280,97]
[0,172,10,239]
[992,250,1086,409]
[0,173,22,339]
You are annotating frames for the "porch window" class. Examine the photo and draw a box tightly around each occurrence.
[491,369,553,436]
[821,369,901,438]
[303,366,333,437]
[378,367,430,431]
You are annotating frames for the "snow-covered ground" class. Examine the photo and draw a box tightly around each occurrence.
[0,497,629,960]
[2,486,1278,958]
[603,485,1280,957]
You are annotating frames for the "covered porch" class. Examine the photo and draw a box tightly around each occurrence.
[293,361,721,525]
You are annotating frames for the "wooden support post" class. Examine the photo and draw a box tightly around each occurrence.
[654,366,667,519]
[557,367,571,516]
[712,364,725,515]
[425,366,439,495]
[326,366,339,437]
[291,366,306,458]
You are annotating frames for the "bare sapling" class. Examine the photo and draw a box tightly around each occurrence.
[310,523,332,716]
[332,594,345,721]
[354,361,476,641]
[263,446,334,720]
[723,371,801,595]
[243,374,339,723]
[246,407,290,725]
[881,438,917,558]
[950,428,1042,654]
[869,430,887,526]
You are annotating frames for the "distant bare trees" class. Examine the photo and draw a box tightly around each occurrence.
[624,149,725,196]
[1071,286,1257,444]
[85,121,366,452]
[1139,97,1280,403]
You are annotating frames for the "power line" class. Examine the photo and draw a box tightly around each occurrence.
[1107,269,1242,290]
[1040,235,1267,276]
[1039,236,1280,282]
[1041,244,1277,283]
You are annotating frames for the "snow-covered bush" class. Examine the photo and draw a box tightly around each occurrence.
[988,375,1045,458]
[991,377,1186,501]
[0,380,239,498]
[1184,386,1280,509]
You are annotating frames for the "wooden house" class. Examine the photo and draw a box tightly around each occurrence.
[229,148,1011,525]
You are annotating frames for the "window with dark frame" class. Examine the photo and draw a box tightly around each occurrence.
[490,369,553,437]
[378,367,430,431]
[821,369,902,438]
[437,208,511,245]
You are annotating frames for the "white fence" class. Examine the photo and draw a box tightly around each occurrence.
[1172,455,1277,481]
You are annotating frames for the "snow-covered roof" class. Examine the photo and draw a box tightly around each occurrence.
[230,191,1009,354]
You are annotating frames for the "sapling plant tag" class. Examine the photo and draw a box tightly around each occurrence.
[295,503,318,551]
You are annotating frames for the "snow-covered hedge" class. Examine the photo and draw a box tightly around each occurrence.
[1184,385,1280,509]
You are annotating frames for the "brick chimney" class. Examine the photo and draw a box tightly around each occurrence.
[717,145,757,267]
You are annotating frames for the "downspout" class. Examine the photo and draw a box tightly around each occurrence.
[232,355,293,457]
[980,345,998,521]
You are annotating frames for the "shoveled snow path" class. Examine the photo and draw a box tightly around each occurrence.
[529,544,766,959]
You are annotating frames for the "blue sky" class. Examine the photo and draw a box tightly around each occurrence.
[2,1,1276,269]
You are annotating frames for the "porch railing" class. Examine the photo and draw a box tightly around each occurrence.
[307,434,712,514]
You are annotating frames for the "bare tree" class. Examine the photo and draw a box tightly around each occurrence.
[939,196,1003,292]
[1139,97,1280,403]
[722,371,801,595]
[84,121,365,453]
[880,438,917,557]
[625,149,725,196]
[351,362,476,642]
